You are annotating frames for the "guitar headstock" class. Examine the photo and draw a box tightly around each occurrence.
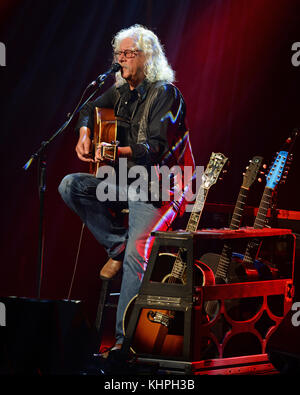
[242,156,264,189]
[202,152,229,189]
[279,153,293,185]
[265,130,298,189]
[266,151,288,189]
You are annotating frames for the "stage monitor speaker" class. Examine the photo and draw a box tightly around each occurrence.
[267,309,300,374]
[0,297,97,375]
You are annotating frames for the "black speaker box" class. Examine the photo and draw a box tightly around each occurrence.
[267,309,300,373]
[0,297,98,375]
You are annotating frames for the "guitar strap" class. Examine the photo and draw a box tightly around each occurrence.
[115,80,179,145]
[115,81,182,204]
[136,81,162,144]
[136,81,185,207]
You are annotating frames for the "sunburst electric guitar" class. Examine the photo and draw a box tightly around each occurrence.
[123,152,228,356]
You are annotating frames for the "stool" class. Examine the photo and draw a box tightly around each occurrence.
[94,278,119,351]
[94,208,129,350]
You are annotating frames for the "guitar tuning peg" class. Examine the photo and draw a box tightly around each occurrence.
[262,164,268,169]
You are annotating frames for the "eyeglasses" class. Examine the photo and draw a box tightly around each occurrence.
[113,49,142,59]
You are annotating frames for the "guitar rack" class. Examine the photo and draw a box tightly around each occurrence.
[121,227,295,375]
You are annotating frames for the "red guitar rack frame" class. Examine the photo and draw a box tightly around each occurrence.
[122,227,295,375]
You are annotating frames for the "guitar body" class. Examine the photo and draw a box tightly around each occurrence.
[123,253,215,356]
[90,107,118,175]
[200,251,278,317]
[123,298,183,356]
[199,252,266,284]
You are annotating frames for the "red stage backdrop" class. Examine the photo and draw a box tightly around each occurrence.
[0,0,300,325]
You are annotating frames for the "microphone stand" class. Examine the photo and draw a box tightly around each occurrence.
[23,70,114,299]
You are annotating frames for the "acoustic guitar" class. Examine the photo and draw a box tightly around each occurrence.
[89,107,119,176]
[122,152,228,356]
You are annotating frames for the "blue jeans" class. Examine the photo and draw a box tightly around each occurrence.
[58,172,178,344]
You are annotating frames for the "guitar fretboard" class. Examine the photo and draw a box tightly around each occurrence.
[229,187,248,230]
[186,187,209,232]
[242,187,273,265]
[170,187,209,280]
[253,187,273,229]
[215,186,249,280]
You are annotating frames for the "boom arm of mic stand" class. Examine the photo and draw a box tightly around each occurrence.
[23,80,105,170]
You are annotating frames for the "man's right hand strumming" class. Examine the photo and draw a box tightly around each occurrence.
[75,127,94,162]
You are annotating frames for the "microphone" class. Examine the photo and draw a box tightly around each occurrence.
[89,63,121,86]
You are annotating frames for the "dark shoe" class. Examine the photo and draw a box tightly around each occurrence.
[100,344,122,359]
[100,258,122,279]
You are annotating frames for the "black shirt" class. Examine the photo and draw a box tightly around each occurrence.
[76,78,195,210]
[76,79,187,168]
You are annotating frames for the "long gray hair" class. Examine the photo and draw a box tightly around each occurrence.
[112,24,175,86]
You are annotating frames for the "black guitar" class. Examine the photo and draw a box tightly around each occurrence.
[200,156,263,316]
[232,131,297,271]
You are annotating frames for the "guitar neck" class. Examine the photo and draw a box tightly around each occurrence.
[242,186,273,265]
[215,186,249,280]
[169,186,209,280]
[186,187,209,232]
[252,187,273,229]
[229,186,249,230]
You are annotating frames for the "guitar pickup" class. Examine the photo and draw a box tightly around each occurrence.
[147,310,173,327]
